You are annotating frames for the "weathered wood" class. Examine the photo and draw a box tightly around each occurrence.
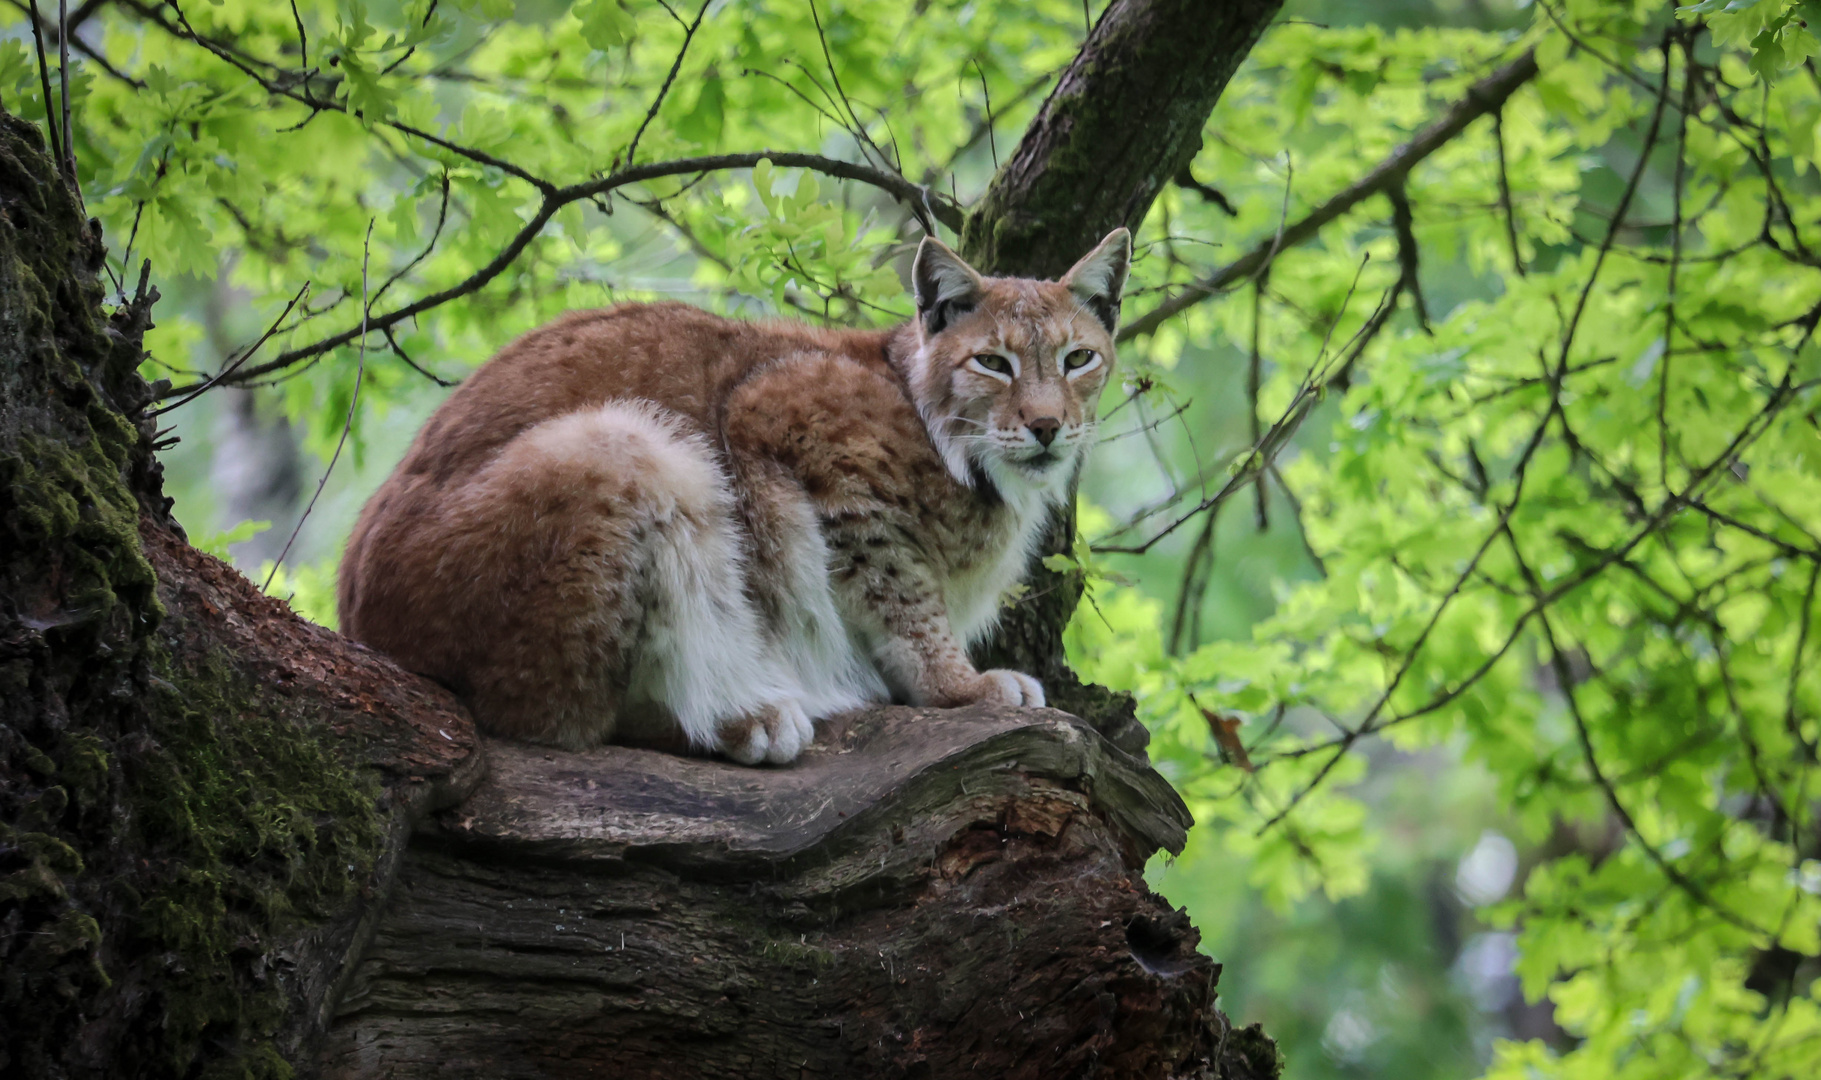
[321,709,1279,1080]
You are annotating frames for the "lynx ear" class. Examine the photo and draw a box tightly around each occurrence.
[912,236,986,337]
[1061,227,1131,335]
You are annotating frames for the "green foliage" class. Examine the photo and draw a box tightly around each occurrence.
[193,518,271,561]
[14,0,1821,1077]
[1070,2,1821,1076]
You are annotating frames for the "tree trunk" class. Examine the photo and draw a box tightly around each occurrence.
[965,0,1284,695]
[0,112,480,1079]
[1,2,1290,1072]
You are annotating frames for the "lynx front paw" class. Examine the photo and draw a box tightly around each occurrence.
[714,699,815,766]
[970,669,1046,708]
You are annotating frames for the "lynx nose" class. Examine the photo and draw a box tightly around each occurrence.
[1028,417,1060,447]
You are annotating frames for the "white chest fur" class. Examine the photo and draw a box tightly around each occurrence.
[945,464,1063,648]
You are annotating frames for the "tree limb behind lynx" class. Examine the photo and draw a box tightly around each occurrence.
[962,0,1286,690]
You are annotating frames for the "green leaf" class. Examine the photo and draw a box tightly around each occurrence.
[675,73,726,148]
[193,519,271,560]
[1750,24,1789,78]
[575,0,635,50]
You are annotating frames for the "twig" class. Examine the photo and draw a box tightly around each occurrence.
[974,58,998,170]
[1267,462,1326,577]
[58,0,75,192]
[382,326,453,387]
[290,0,309,98]
[1247,277,1267,530]
[158,0,555,193]
[1175,167,1238,216]
[938,67,1057,177]
[1097,262,1384,554]
[1258,376,1806,802]
[1253,388,1565,834]
[369,171,451,309]
[264,223,372,591]
[623,0,710,169]
[807,0,893,174]
[1386,183,1429,332]
[1492,108,1525,277]
[1661,34,1693,488]
[1527,575,1769,937]
[1168,501,1220,655]
[182,151,963,392]
[148,283,311,416]
[1554,30,1675,374]
[29,2,64,177]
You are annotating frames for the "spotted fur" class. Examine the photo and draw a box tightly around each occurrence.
[338,229,1130,763]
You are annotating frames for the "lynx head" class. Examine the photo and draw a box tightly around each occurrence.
[906,228,1130,506]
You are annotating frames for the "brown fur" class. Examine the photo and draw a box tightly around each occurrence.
[339,231,1130,764]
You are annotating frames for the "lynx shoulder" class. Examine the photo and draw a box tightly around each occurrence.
[338,229,1130,765]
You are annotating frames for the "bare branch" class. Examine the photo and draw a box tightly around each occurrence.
[264,222,373,590]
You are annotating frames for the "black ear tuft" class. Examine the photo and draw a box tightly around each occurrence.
[912,236,986,337]
[1061,228,1132,335]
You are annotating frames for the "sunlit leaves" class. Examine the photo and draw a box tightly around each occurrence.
[572,0,636,50]
[1068,2,1821,1078]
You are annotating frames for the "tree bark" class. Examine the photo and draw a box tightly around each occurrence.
[963,0,1284,695]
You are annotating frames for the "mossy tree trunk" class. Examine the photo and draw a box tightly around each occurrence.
[0,114,480,1079]
[2,2,1291,1075]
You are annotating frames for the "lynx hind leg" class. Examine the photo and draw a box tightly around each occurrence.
[444,408,662,749]
[612,407,815,764]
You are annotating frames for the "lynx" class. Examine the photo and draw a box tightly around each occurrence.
[338,229,1129,765]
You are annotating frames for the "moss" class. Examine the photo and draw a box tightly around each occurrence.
[758,934,843,972]
[57,731,111,813]
[0,108,382,1078]
[5,429,161,626]
[124,649,386,1076]
[0,824,84,902]
[1225,1021,1285,1080]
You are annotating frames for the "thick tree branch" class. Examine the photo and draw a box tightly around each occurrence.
[1119,47,1540,342]
[962,0,1284,278]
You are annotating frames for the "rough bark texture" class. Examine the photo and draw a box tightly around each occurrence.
[321,709,1279,1080]
[964,0,1284,690]
[0,112,481,1079]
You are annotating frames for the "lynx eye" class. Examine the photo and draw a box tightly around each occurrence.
[970,353,1014,377]
[1064,349,1100,374]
